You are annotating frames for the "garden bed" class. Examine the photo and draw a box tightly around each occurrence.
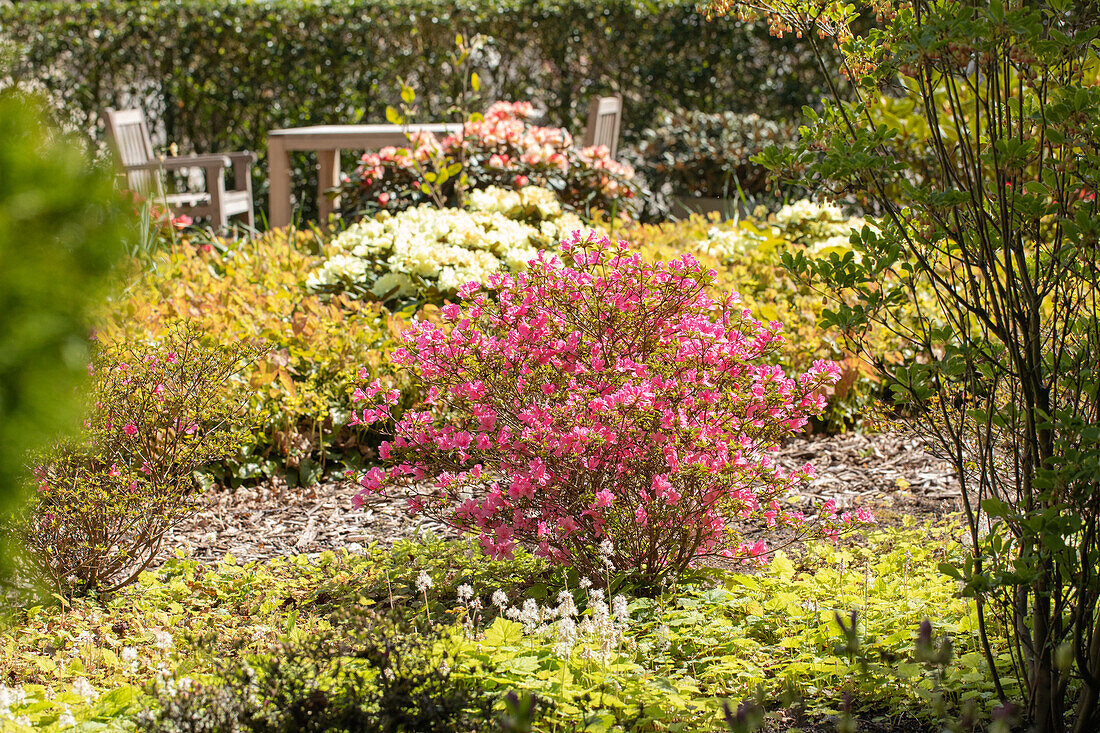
[163,429,959,566]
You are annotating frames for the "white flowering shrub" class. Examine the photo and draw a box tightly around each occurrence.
[307,185,588,303]
[694,199,875,264]
[697,224,767,261]
[770,199,874,254]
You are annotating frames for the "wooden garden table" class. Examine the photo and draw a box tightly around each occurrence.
[266,123,459,229]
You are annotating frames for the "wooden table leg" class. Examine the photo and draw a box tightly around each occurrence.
[317,148,341,230]
[267,136,291,230]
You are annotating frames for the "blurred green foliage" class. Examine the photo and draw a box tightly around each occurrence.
[0,91,124,515]
[0,0,833,223]
[629,110,800,216]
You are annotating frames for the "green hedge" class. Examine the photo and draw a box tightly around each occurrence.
[0,0,829,223]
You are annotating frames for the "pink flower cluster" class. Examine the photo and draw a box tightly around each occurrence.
[340,101,636,216]
[351,232,872,579]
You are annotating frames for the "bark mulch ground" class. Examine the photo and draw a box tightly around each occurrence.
[166,429,961,566]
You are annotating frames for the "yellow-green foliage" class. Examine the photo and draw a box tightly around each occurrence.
[97,229,417,487]
[621,211,909,430]
[0,524,1009,731]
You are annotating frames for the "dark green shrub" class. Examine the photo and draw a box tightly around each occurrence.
[13,327,255,595]
[629,109,799,215]
[140,609,500,733]
[0,0,832,223]
[0,90,124,515]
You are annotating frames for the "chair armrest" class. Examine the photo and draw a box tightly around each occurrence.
[225,151,258,165]
[123,154,232,172]
[223,152,256,192]
[161,153,234,170]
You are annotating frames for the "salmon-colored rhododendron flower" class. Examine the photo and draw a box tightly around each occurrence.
[342,100,635,216]
[351,232,871,580]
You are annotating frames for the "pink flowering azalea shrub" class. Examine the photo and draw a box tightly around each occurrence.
[338,101,636,218]
[11,327,254,595]
[350,233,872,580]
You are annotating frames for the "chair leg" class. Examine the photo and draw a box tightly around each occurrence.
[268,138,292,229]
[241,165,255,229]
[209,176,228,231]
[318,148,341,231]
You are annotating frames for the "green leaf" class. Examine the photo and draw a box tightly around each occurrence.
[482,617,525,647]
[980,498,1012,519]
[938,562,963,580]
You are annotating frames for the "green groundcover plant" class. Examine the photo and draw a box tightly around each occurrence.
[704,0,1100,728]
[0,523,1009,731]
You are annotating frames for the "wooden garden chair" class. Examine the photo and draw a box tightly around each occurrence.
[104,108,256,229]
[583,94,623,160]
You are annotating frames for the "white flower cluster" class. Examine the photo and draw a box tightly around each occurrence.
[771,198,875,254]
[0,685,27,724]
[772,198,847,230]
[696,199,872,263]
[309,186,588,297]
[0,679,100,728]
[698,225,766,261]
[456,581,632,664]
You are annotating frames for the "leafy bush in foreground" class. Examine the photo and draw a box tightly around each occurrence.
[352,233,871,579]
[12,328,253,595]
[141,610,491,733]
[0,90,124,516]
[709,0,1100,728]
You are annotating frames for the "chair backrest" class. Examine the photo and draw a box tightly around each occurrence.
[582,95,623,160]
[103,108,163,197]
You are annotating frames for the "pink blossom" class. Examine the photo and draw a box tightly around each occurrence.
[854,507,876,524]
[593,489,615,508]
[359,467,385,492]
[347,233,856,577]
